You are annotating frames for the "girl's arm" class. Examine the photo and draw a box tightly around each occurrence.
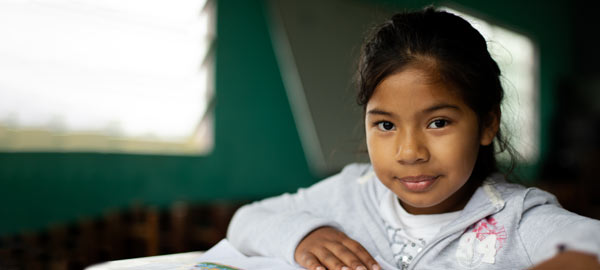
[529,250,600,269]
[226,190,343,264]
[226,164,380,270]
[518,188,600,267]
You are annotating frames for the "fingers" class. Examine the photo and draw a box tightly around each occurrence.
[300,242,380,270]
[319,247,351,270]
[297,246,349,270]
[297,252,325,270]
[295,227,381,270]
[326,243,367,270]
[343,238,380,270]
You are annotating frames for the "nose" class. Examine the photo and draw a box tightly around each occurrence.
[395,130,429,165]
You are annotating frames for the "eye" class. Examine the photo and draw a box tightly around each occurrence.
[428,119,449,129]
[376,121,396,131]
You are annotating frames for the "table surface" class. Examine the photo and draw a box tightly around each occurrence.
[85,251,205,270]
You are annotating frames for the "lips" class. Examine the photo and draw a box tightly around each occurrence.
[394,175,439,192]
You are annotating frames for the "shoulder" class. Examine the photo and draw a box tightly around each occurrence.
[338,163,388,193]
[306,163,388,206]
[300,163,375,196]
[485,173,560,212]
[486,174,598,228]
[339,163,372,178]
[315,163,373,187]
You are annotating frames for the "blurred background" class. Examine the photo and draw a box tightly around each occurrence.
[0,0,599,269]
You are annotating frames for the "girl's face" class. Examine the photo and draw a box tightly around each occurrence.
[365,67,497,215]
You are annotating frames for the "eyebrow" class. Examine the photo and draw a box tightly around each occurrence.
[366,109,394,116]
[422,103,461,114]
[367,103,461,116]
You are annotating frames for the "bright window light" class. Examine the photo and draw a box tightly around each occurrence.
[442,7,539,163]
[0,0,215,154]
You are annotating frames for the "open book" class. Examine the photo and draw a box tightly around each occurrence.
[194,240,398,270]
[87,239,398,270]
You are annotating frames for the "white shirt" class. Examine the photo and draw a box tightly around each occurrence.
[379,189,461,268]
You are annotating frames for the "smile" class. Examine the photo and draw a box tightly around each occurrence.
[394,175,440,192]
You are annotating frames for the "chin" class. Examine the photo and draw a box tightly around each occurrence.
[397,192,448,210]
[402,199,441,209]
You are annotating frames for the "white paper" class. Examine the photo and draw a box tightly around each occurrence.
[85,240,299,270]
[86,251,204,270]
[194,239,302,270]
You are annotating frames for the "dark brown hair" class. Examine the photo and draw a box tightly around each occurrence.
[357,7,515,183]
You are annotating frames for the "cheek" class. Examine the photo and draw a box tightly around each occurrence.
[365,131,380,159]
[437,132,480,177]
[365,131,392,165]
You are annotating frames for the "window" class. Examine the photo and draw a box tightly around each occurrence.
[0,0,215,155]
[442,7,539,163]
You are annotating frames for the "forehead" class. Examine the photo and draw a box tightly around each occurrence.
[367,67,464,110]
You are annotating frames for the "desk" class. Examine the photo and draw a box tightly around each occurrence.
[85,251,205,270]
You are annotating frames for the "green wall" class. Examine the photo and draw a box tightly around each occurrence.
[0,0,573,236]
[0,0,317,237]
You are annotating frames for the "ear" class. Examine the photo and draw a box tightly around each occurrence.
[480,107,500,146]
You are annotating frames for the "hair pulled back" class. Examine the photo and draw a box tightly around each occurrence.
[357,7,512,182]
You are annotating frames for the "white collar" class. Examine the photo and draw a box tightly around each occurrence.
[379,189,462,240]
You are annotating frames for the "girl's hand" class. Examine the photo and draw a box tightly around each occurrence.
[294,226,381,270]
[529,251,600,269]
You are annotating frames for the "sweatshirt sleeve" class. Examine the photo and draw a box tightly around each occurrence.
[517,188,600,265]
[226,165,366,265]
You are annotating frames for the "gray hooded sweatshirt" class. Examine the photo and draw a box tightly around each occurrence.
[227,163,600,269]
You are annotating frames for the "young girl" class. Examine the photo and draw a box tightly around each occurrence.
[227,7,600,270]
